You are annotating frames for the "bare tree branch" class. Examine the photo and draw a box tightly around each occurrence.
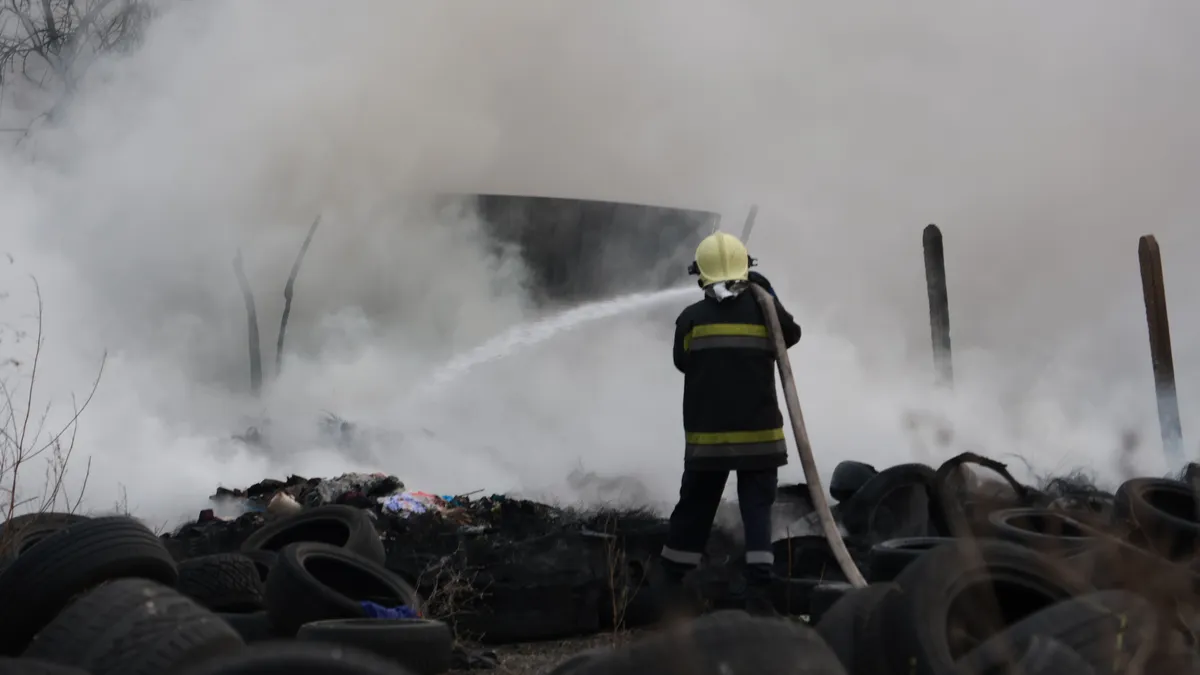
[0,274,99,534]
[0,0,151,125]
[14,274,43,512]
[275,215,321,376]
[232,250,262,397]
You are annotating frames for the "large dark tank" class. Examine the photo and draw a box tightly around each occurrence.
[446,194,718,305]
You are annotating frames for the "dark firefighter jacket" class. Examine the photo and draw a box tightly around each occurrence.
[672,281,801,471]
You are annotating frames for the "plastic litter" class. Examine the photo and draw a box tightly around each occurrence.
[208,472,405,514]
[360,600,419,619]
[267,492,302,517]
[381,491,445,516]
[307,472,406,507]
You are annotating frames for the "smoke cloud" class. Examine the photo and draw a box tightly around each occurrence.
[2,0,1199,523]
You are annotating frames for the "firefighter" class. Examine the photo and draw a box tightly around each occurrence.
[659,230,802,617]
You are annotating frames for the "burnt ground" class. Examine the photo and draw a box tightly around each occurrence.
[449,631,647,675]
[448,617,812,675]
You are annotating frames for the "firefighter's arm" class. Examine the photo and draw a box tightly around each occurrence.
[773,298,802,348]
[749,271,802,348]
[673,318,690,373]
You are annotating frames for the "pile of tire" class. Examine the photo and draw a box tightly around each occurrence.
[0,505,454,675]
[541,476,1200,674]
[174,490,642,643]
[746,464,1200,674]
[548,609,851,675]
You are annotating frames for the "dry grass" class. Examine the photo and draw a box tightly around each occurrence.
[410,517,649,655]
[416,543,485,640]
[598,513,649,645]
[444,632,630,675]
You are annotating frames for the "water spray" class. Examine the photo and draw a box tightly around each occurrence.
[414,285,696,399]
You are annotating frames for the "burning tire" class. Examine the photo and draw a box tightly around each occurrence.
[876,541,1093,675]
[0,513,89,560]
[840,463,938,542]
[264,542,422,636]
[177,553,266,613]
[241,505,385,565]
[955,590,1158,674]
[1114,477,1200,561]
[769,535,862,616]
[987,507,1099,557]
[215,611,278,644]
[23,578,243,675]
[564,611,845,675]
[807,582,853,623]
[241,549,277,583]
[815,583,899,675]
[0,516,177,655]
[297,619,453,675]
[979,636,1099,675]
[867,536,955,582]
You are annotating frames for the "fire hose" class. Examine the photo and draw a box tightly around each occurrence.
[749,283,868,588]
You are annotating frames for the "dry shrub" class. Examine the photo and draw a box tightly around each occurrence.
[416,543,483,640]
[0,278,101,555]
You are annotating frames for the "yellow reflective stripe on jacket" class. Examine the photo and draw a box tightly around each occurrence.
[685,440,787,460]
[685,428,786,445]
[688,335,774,352]
[692,323,769,339]
[683,323,770,352]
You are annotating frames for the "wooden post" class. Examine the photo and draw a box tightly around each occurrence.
[923,224,953,387]
[740,205,759,242]
[232,250,262,397]
[276,215,322,376]
[1138,234,1184,466]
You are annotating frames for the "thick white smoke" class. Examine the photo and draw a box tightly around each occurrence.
[2,0,1199,524]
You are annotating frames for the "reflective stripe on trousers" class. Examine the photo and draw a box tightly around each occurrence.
[661,547,704,566]
[683,323,773,353]
[746,551,774,565]
[661,468,779,585]
[661,548,775,568]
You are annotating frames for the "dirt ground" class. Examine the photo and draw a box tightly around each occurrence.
[449,631,647,675]
[448,617,810,675]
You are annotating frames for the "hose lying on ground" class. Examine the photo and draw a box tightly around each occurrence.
[749,283,868,588]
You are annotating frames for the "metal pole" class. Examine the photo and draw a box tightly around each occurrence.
[923,224,953,387]
[1138,234,1184,466]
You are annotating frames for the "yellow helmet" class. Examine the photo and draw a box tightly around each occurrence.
[691,231,750,286]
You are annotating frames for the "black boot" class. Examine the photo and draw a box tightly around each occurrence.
[744,584,779,617]
[655,560,702,622]
[743,564,779,617]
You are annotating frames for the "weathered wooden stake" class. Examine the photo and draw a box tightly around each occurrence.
[1138,234,1184,466]
[232,250,262,397]
[740,205,759,242]
[276,215,322,375]
[923,224,953,387]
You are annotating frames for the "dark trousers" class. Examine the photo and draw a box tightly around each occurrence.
[660,468,778,586]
